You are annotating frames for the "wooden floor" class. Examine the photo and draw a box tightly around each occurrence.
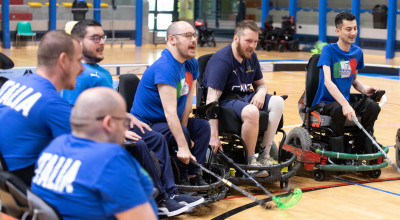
[1,43,400,219]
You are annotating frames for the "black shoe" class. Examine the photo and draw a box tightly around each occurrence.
[158,198,188,217]
[189,175,207,186]
[171,193,205,209]
[179,178,191,186]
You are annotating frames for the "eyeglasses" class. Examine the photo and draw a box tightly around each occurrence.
[96,115,131,128]
[172,32,197,39]
[84,35,107,43]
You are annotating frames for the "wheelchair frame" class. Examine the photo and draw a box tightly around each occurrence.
[283,54,388,181]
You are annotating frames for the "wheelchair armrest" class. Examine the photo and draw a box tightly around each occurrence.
[370,90,385,102]
[197,101,219,119]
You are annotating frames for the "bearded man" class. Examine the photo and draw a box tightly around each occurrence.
[203,20,284,169]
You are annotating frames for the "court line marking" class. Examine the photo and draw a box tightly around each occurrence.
[212,176,400,219]
[332,176,400,197]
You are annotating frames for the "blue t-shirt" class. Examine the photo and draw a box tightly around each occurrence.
[0,73,71,171]
[131,49,199,124]
[203,44,263,95]
[31,134,157,220]
[312,43,365,106]
[62,63,113,105]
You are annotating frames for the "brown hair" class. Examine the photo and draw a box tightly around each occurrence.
[37,30,79,67]
[234,20,260,36]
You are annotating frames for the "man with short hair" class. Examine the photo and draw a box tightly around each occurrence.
[63,19,203,217]
[203,20,284,170]
[0,31,84,185]
[62,19,110,106]
[131,21,210,186]
[31,87,158,220]
[312,11,381,154]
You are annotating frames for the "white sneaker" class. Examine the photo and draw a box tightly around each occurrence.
[257,155,277,166]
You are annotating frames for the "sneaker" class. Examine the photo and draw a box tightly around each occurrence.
[249,170,269,178]
[158,198,189,217]
[171,193,205,208]
[189,175,207,186]
[257,155,277,166]
[249,158,262,166]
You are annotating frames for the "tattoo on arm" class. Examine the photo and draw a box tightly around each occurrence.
[206,87,222,104]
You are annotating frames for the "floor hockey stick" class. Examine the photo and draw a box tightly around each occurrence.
[217,150,302,208]
[352,116,400,174]
[191,159,302,209]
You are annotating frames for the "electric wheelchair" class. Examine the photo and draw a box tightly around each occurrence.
[284,54,388,181]
[196,54,299,187]
[117,73,228,204]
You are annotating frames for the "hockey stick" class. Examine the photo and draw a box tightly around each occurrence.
[190,159,302,209]
[352,116,400,174]
[217,150,301,208]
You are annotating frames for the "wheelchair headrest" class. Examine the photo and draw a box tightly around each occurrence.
[118,74,140,112]
[305,54,321,107]
[198,53,214,83]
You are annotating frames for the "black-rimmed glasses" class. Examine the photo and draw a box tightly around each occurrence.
[172,32,197,39]
[96,115,131,128]
[84,35,107,43]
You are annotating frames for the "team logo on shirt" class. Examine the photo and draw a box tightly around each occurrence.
[90,72,100,78]
[333,58,357,78]
[245,66,254,73]
[232,83,252,92]
[0,80,42,117]
[177,72,193,98]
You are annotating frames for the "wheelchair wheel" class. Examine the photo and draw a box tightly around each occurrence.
[313,169,324,181]
[284,127,312,151]
[369,169,381,178]
[396,146,400,167]
[278,44,285,52]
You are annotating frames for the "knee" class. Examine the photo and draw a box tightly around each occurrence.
[365,99,381,114]
[270,96,284,112]
[241,105,259,124]
[197,119,210,134]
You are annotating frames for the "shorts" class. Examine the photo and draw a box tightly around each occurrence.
[220,92,272,119]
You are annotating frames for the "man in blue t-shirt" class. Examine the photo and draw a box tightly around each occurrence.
[0,31,84,185]
[203,20,284,170]
[312,12,380,154]
[131,21,210,186]
[62,19,112,106]
[32,87,158,220]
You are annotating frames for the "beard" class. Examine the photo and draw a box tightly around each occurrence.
[236,42,252,60]
[82,45,104,63]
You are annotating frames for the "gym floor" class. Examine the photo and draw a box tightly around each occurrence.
[1,42,400,219]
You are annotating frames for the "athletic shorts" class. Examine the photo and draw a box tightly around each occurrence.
[220,92,272,119]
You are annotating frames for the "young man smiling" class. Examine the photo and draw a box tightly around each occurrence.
[312,11,381,155]
[62,19,110,106]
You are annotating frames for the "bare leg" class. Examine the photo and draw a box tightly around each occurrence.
[241,104,259,162]
[259,96,284,158]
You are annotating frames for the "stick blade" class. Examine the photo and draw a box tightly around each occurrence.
[272,188,302,209]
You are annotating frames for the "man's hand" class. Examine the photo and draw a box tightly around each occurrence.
[342,104,357,122]
[124,130,142,141]
[177,146,196,164]
[126,113,152,133]
[209,134,223,154]
[364,86,380,96]
[250,91,266,109]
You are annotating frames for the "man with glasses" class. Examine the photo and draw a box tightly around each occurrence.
[62,19,109,106]
[0,31,84,185]
[32,87,158,220]
[62,19,204,217]
[131,21,210,186]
